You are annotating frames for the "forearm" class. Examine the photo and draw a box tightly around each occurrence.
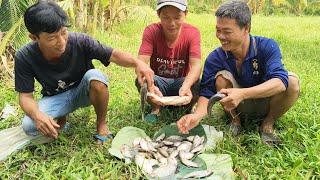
[181,61,201,89]
[19,94,41,121]
[110,49,138,67]
[242,78,286,99]
[193,96,209,119]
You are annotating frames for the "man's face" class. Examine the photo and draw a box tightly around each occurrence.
[158,6,186,38]
[216,17,249,52]
[33,27,68,59]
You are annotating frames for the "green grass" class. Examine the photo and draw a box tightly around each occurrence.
[1,6,320,179]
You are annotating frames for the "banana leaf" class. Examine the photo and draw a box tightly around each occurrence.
[108,126,148,159]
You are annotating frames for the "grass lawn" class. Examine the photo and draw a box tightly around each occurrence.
[0,7,319,179]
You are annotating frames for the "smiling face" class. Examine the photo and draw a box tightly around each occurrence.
[216,17,249,52]
[30,27,68,60]
[158,6,186,39]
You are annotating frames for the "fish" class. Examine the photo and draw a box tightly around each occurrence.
[191,144,204,153]
[173,141,182,147]
[140,82,148,121]
[158,147,169,157]
[140,138,156,152]
[177,141,192,152]
[207,93,226,118]
[133,137,142,148]
[186,136,195,142]
[120,144,136,159]
[165,135,184,142]
[179,151,194,160]
[180,158,199,168]
[155,133,165,142]
[192,135,202,148]
[169,149,179,158]
[182,169,213,179]
[135,154,157,174]
[163,140,174,146]
[151,157,178,178]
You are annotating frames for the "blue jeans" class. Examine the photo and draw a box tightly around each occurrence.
[22,69,109,136]
[135,75,199,97]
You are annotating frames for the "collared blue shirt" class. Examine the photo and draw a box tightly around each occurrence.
[200,35,288,99]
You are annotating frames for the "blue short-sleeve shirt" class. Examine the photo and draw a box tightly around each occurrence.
[200,35,288,99]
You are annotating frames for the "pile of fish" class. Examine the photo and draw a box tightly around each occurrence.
[120,133,213,179]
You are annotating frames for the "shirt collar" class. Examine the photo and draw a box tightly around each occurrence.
[224,35,257,61]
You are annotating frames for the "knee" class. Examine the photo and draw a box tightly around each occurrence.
[90,80,108,93]
[22,116,39,136]
[215,75,232,90]
[286,76,300,96]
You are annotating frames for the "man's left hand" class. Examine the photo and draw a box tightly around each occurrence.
[219,88,246,111]
[179,87,192,105]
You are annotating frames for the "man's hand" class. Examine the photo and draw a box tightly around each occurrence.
[219,88,246,111]
[177,114,201,134]
[179,87,192,105]
[34,111,60,139]
[135,60,154,92]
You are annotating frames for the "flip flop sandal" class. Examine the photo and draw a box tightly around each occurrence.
[260,132,282,146]
[227,123,241,137]
[94,133,114,144]
[144,113,158,123]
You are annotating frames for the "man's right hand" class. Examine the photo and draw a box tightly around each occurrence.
[34,112,60,139]
[177,114,201,134]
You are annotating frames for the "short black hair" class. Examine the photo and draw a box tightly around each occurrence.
[215,0,251,29]
[24,0,69,36]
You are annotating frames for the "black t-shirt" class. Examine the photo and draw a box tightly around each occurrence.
[14,32,113,96]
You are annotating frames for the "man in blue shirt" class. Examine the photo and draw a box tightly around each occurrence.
[177,0,300,145]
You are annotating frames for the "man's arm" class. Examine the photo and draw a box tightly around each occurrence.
[177,96,209,134]
[110,49,154,90]
[19,93,59,138]
[179,57,201,97]
[219,78,286,111]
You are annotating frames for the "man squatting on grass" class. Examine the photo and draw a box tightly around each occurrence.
[177,1,300,145]
[15,1,154,144]
[136,0,202,122]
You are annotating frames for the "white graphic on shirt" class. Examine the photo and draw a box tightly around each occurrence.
[157,64,184,77]
[55,80,75,92]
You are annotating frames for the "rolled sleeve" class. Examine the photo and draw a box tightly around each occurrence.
[262,39,288,88]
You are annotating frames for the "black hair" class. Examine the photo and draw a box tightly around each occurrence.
[24,0,69,36]
[215,0,251,29]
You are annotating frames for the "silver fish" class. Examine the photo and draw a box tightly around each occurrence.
[186,136,195,142]
[163,140,174,146]
[192,135,202,148]
[169,149,179,158]
[133,137,142,148]
[181,158,199,168]
[140,82,148,121]
[134,154,157,174]
[155,133,165,142]
[173,141,182,147]
[177,141,192,152]
[151,157,177,178]
[165,135,183,142]
[179,151,194,160]
[182,169,213,179]
[140,138,156,152]
[207,93,226,118]
[191,144,204,153]
[120,144,136,159]
[158,147,169,157]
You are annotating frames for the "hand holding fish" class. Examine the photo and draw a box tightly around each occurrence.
[219,88,245,111]
[178,87,192,105]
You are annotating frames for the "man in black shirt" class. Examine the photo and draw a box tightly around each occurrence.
[15,1,154,144]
